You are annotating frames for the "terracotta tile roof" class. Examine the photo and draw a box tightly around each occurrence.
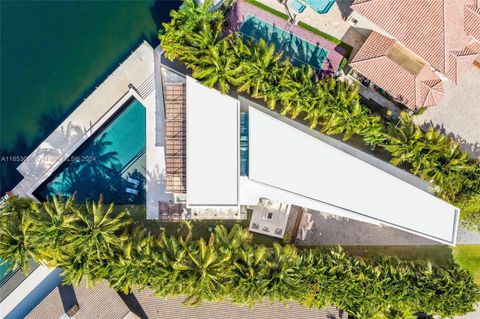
[465,5,480,41]
[351,0,477,77]
[447,41,480,82]
[351,32,444,109]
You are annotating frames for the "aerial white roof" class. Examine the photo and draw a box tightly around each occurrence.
[248,106,459,244]
[186,77,239,207]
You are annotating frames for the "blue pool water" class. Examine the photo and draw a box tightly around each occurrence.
[304,0,335,14]
[0,258,11,283]
[34,99,146,204]
[239,14,329,71]
[288,0,306,13]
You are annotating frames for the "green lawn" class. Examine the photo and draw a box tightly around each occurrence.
[244,0,289,20]
[453,245,480,285]
[340,245,454,267]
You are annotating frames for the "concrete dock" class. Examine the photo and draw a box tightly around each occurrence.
[12,42,155,198]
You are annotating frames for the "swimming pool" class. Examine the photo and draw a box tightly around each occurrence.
[34,99,146,204]
[304,0,335,14]
[239,14,329,71]
[0,259,11,283]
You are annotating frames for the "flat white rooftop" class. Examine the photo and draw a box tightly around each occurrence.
[186,77,239,207]
[248,106,459,245]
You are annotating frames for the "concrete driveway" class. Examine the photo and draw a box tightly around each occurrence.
[414,65,480,160]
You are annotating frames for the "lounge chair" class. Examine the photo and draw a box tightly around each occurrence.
[126,188,138,195]
[127,177,140,186]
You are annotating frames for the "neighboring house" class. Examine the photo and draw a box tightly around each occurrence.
[347,0,480,110]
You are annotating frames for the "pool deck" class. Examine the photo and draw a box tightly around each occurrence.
[11,42,157,199]
[227,0,346,74]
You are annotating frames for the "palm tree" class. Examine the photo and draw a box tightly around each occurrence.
[266,243,305,302]
[302,78,336,129]
[30,195,78,265]
[159,0,222,61]
[66,197,130,261]
[149,226,191,297]
[0,197,36,272]
[190,36,239,94]
[183,235,233,305]
[108,228,154,294]
[234,39,286,101]
[278,65,316,117]
[382,113,427,167]
[230,245,270,305]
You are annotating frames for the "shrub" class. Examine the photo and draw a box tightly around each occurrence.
[1,196,479,318]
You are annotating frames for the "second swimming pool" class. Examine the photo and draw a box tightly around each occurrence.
[34,99,146,204]
[239,14,329,71]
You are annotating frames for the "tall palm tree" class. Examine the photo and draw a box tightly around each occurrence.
[382,113,427,167]
[108,228,154,294]
[234,39,286,101]
[159,0,222,61]
[230,245,270,305]
[30,195,78,266]
[302,78,336,129]
[278,65,316,117]
[0,197,36,272]
[266,243,305,302]
[149,227,191,297]
[66,197,130,261]
[190,36,239,94]
[183,235,233,305]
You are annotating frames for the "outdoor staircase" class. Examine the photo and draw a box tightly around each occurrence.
[136,73,155,99]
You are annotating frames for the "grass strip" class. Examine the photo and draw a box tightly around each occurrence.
[244,0,289,20]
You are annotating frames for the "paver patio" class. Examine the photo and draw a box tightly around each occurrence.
[256,0,366,58]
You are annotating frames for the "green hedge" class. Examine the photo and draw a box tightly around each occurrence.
[1,196,479,319]
[244,0,289,20]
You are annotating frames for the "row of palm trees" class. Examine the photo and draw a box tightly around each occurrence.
[0,196,478,318]
[159,0,480,226]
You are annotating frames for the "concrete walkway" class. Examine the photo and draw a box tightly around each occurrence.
[297,209,439,246]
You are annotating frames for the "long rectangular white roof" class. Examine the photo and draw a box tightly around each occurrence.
[248,106,459,244]
[186,77,239,207]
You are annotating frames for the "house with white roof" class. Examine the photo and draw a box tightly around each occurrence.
[162,75,460,245]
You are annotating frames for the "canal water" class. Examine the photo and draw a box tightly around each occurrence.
[0,0,181,194]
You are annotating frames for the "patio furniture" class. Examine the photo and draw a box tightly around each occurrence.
[126,188,138,195]
[128,177,140,186]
